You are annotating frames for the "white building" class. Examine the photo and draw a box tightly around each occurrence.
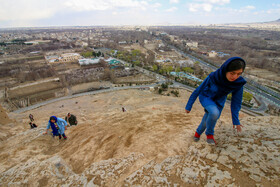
[46,53,81,63]
[119,41,127,44]
[59,53,81,62]
[45,55,59,63]
[24,40,51,45]
[186,42,198,48]
[208,51,217,58]
[100,38,108,42]
[76,40,88,47]
[78,58,100,66]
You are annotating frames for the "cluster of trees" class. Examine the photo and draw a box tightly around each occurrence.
[106,30,153,45]
[171,90,179,97]
[114,50,146,67]
[152,64,173,75]
[0,39,27,46]
[158,83,169,94]
[64,67,105,86]
[0,59,56,83]
[20,41,73,54]
[151,62,207,80]
[157,83,180,97]
[88,29,153,50]
[1,39,74,55]
[227,91,254,107]
[81,51,104,58]
[16,66,56,83]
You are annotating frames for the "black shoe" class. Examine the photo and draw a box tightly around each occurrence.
[194,136,200,142]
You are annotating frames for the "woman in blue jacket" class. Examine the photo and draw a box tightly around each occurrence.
[44,116,68,139]
[185,57,246,145]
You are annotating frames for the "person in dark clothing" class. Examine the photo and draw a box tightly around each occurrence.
[29,122,37,129]
[65,113,78,126]
[185,57,246,145]
[29,114,34,122]
[122,107,126,112]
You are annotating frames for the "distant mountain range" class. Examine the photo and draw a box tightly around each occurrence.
[215,18,280,30]
[264,18,280,24]
[225,18,280,25]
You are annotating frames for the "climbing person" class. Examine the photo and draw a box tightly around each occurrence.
[44,116,67,140]
[122,107,126,112]
[185,57,247,145]
[65,113,77,126]
[29,114,34,122]
[29,122,37,129]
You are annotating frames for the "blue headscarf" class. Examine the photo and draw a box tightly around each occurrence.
[208,57,247,98]
[49,116,59,136]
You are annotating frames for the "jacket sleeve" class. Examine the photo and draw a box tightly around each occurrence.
[46,122,50,130]
[58,118,68,127]
[231,86,243,125]
[185,76,210,111]
[62,119,68,127]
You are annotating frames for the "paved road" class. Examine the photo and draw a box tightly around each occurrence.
[245,83,280,107]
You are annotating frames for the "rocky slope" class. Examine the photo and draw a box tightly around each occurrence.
[0,89,279,186]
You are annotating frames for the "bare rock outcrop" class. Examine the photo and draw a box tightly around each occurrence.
[0,89,279,186]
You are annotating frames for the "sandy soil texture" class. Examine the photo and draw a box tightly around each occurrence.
[0,89,279,186]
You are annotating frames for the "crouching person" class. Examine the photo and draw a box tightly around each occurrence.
[44,116,67,140]
[29,122,37,129]
[65,113,78,126]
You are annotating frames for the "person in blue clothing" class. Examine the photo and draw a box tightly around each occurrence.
[44,116,68,140]
[185,57,246,145]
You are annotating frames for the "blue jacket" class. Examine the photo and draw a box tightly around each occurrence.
[46,117,67,135]
[185,76,244,125]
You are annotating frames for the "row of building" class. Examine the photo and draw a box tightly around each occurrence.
[45,53,123,67]
[45,53,81,63]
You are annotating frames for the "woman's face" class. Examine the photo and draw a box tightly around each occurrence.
[226,69,243,82]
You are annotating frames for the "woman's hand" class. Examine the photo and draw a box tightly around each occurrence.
[233,125,243,133]
[185,109,190,114]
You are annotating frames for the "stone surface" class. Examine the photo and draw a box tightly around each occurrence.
[0,89,279,186]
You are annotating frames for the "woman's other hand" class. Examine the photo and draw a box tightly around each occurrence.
[233,125,243,133]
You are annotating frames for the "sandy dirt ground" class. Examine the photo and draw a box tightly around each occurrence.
[0,89,279,186]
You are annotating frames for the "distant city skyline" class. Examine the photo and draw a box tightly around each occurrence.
[0,0,280,28]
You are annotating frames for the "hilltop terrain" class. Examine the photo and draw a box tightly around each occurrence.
[0,89,279,186]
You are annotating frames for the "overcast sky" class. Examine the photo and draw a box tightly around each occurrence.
[0,0,280,28]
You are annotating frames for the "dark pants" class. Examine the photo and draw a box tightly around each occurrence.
[59,133,67,139]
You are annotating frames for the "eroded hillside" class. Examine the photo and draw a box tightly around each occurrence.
[0,89,279,186]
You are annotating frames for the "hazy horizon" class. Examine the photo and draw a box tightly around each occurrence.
[0,0,280,28]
